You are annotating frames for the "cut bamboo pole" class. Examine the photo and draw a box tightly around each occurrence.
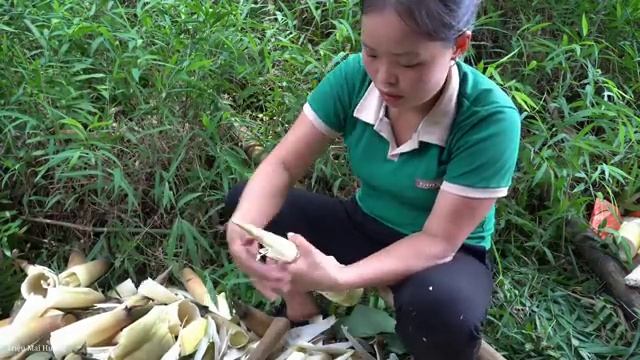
[246,317,290,360]
[225,123,268,164]
[567,219,640,322]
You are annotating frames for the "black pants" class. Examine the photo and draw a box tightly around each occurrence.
[223,182,494,360]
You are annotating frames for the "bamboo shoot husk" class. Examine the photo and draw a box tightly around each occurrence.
[11,295,48,325]
[179,317,208,356]
[58,259,110,287]
[166,300,201,336]
[20,265,58,299]
[109,306,176,360]
[46,286,105,309]
[0,314,76,358]
[207,311,249,349]
[106,278,137,299]
[137,278,181,304]
[0,317,11,328]
[49,305,136,359]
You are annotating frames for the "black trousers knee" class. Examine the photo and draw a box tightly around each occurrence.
[223,182,494,360]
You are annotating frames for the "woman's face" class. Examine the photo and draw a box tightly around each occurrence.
[360,9,469,112]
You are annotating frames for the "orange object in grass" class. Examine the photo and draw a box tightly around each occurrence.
[590,198,622,239]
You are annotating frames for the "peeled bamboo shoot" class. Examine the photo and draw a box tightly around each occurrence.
[230,220,299,262]
[230,220,363,306]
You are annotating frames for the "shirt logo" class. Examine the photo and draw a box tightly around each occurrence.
[415,178,442,190]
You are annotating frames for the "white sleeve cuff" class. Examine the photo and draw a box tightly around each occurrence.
[303,102,339,138]
[441,181,509,198]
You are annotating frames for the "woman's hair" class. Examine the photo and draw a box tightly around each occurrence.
[361,0,481,43]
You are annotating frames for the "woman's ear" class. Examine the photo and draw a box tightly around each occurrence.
[451,31,472,60]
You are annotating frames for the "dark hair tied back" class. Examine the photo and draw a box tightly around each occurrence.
[361,0,481,42]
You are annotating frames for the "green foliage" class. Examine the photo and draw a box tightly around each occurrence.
[0,0,639,358]
[340,304,396,338]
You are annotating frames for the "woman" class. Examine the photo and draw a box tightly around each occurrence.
[223,0,521,358]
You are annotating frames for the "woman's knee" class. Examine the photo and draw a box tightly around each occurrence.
[392,257,492,359]
[222,181,247,220]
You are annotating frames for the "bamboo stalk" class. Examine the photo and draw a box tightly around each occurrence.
[567,219,640,322]
[232,301,274,338]
[226,123,268,164]
[246,317,290,360]
[21,216,171,234]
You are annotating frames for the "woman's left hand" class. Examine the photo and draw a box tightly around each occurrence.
[271,233,346,294]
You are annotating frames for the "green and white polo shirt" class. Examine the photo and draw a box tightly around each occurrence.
[303,53,521,250]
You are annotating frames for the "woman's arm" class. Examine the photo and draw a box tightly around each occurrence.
[229,111,334,228]
[335,190,497,290]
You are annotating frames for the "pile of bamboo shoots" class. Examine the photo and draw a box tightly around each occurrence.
[0,249,388,360]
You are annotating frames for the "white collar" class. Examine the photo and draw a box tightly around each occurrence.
[353,64,459,159]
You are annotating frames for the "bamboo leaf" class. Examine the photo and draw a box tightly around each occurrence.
[581,13,589,37]
[340,305,396,338]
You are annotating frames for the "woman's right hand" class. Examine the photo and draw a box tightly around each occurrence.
[226,221,287,301]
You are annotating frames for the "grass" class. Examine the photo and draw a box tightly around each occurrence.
[1,0,639,358]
